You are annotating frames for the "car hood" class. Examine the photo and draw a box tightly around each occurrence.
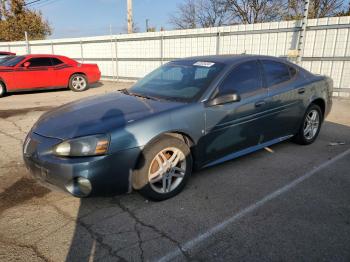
[33,92,184,140]
[0,66,13,70]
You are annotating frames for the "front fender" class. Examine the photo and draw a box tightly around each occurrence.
[108,103,205,153]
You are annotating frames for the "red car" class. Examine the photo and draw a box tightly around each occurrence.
[0,54,101,97]
[0,51,16,56]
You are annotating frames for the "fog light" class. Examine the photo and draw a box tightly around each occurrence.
[66,177,92,197]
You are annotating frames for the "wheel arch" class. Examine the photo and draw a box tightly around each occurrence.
[131,130,197,191]
[68,72,88,86]
[310,98,325,119]
[0,78,7,91]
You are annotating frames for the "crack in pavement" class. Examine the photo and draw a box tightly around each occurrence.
[47,201,129,262]
[134,222,145,262]
[113,198,191,261]
[0,130,23,143]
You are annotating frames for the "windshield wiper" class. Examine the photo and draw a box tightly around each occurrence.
[119,88,130,95]
[129,92,162,101]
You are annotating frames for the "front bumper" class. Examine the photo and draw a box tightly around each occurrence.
[23,132,141,197]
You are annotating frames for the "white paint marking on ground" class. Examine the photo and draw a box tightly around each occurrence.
[157,148,350,262]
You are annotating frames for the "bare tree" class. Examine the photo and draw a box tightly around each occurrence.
[170,0,349,29]
[286,0,346,19]
[336,2,350,16]
[169,0,229,29]
[224,0,287,24]
[169,0,197,29]
[196,0,230,27]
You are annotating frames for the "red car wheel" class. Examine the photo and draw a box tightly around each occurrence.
[0,82,6,98]
[69,74,88,92]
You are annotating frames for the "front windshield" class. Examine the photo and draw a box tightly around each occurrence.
[0,56,16,64]
[129,60,225,102]
[1,56,25,67]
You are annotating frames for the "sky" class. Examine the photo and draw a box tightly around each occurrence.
[31,0,183,39]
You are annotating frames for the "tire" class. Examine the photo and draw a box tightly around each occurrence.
[134,135,193,201]
[294,104,323,145]
[0,82,6,98]
[69,74,89,92]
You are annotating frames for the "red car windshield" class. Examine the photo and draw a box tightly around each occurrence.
[1,56,25,67]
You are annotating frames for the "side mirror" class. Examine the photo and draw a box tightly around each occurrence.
[23,62,31,68]
[206,93,241,107]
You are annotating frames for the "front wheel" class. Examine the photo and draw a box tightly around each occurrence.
[294,104,323,145]
[133,135,193,201]
[69,74,89,92]
[0,82,6,98]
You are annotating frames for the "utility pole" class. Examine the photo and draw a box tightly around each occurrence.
[25,31,30,54]
[146,19,149,32]
[297,0,310,64]
[127,0,133,34]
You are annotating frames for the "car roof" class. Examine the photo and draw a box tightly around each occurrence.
[173,54,290,65]
[0,51,15,55]
[23,54,68,59]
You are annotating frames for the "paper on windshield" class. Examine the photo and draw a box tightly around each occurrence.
[193,61,215,67]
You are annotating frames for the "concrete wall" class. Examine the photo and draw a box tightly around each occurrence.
[1,16,349,97]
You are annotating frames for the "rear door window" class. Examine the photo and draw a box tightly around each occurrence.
[261,60,291,87]
[217,60,262,98]
[25,57,53,67]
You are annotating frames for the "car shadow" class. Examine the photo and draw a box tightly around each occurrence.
[5,81,104,97]
[65,108,144,261]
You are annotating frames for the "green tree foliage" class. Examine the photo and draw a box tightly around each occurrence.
[0,0,51,41]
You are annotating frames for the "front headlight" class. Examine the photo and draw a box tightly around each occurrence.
[54,134,110,157]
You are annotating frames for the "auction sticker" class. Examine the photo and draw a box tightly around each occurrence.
[194,61,215,67]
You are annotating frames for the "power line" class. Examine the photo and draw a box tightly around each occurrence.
[25,0,42,6]
[25,0,62,7]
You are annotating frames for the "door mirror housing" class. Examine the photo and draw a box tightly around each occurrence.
[23,62,31,68]
[206,93,241,107]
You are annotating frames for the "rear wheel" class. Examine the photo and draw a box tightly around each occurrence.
[134,136,192,201]
[294,104,322,145]
[69,74,88,92]
[0,82,6,98]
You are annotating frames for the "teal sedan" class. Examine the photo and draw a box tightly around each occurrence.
[23,55,333,200]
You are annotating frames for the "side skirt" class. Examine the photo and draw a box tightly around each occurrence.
[9,86,67,93]
[202,134,294,169]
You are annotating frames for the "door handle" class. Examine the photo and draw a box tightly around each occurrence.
[255,101,266,107]
[298,88,305,94]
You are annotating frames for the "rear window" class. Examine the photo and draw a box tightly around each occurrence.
[51,58,64,66]
[261,60,291,87]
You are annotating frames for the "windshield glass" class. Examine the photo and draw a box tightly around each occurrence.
[1,56,25,67]
[0,56,16,64]
[129,60,225,102]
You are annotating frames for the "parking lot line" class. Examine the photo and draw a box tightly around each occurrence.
[157,148,350,262]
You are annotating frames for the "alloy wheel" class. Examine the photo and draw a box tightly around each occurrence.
[72,76,87,90]
[303,109,320,140]
[148,147,186,194]
[0,83,4,96]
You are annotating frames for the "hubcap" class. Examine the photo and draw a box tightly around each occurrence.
[72,76,86,90]
[303,109,320,140]
[0,83,4,95]
[148,147,186,194]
